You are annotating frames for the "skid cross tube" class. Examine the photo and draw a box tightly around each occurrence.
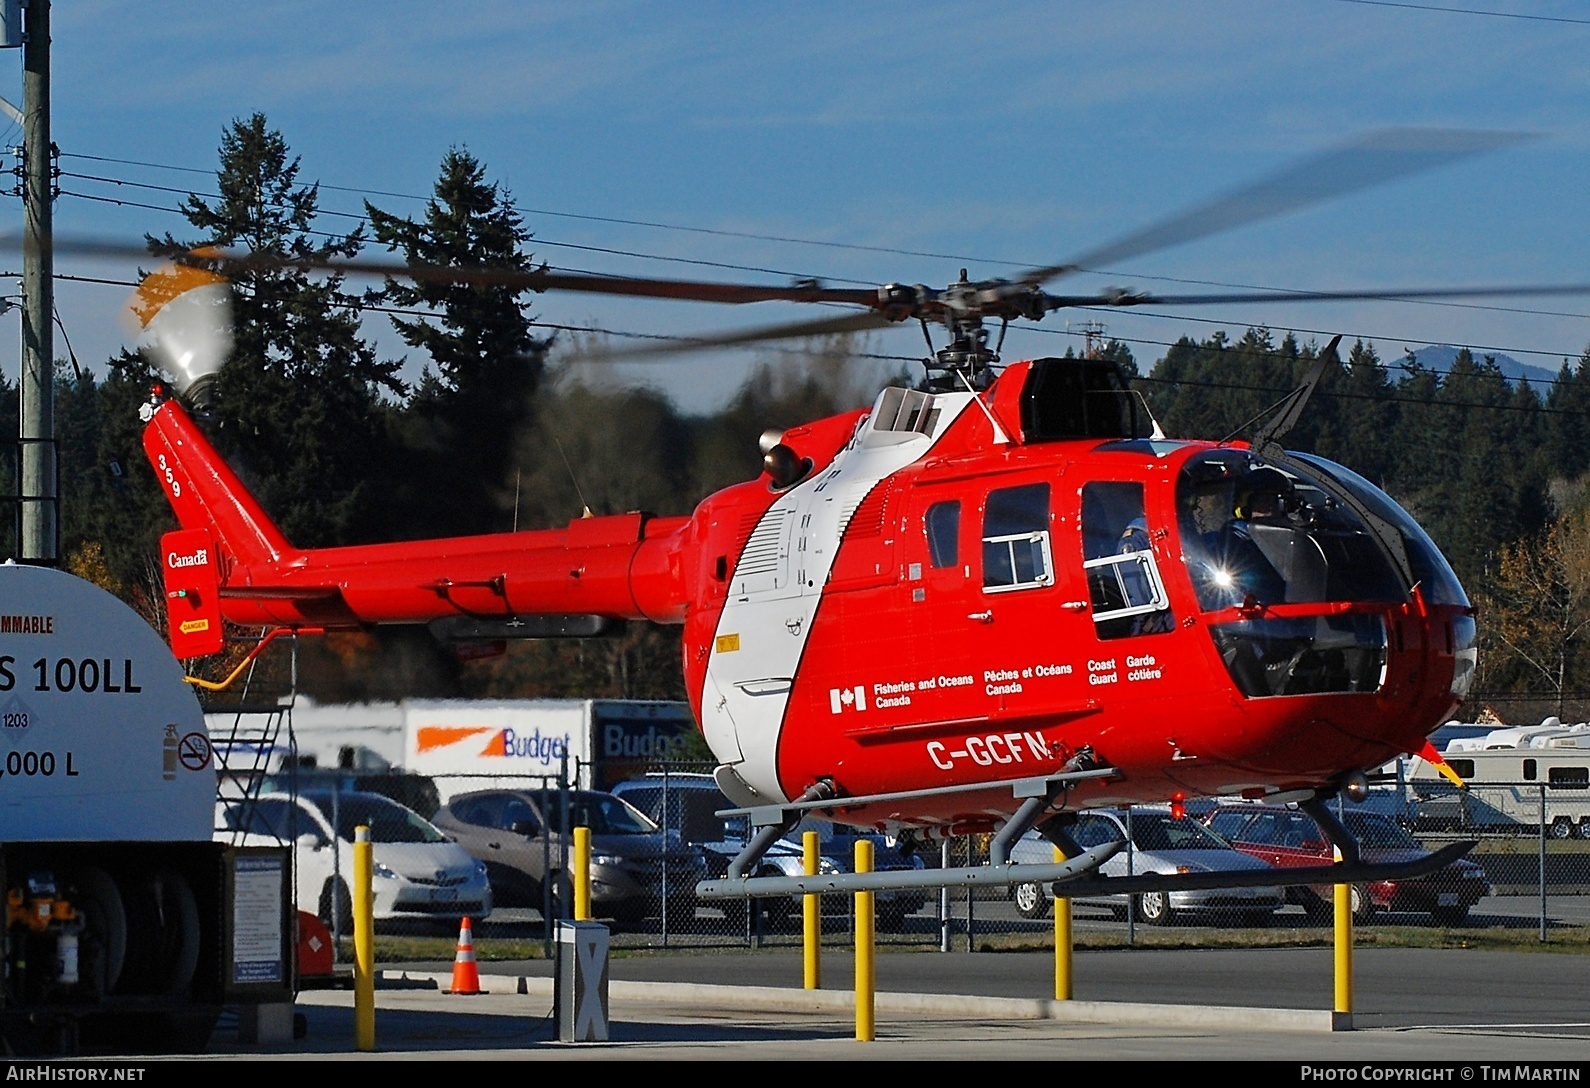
[698,840,1123,901]
[1299,796,1361,865]
[989,748,1100,866]
[725,780,836,880]
[713,764,1117,889]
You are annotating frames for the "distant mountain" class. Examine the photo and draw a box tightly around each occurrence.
[1401,344,1561,387]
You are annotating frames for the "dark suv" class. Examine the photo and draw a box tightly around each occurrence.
[1202,802,1491,925]
[611,773,929,928]
[432,787,703,926]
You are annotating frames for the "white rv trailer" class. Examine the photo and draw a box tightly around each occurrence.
[1406,719,1590,838]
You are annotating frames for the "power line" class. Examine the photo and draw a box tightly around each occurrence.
[47,157,1590,379]
[1061,304,1585,365]
[59,151,1027,268]
[1327,0,1590,26]
[59,150,1590,325]
[56,172,881,287]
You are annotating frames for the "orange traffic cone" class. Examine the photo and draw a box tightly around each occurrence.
[445,917,483,995]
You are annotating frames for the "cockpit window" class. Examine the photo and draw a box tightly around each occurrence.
[1177,451,1405,611]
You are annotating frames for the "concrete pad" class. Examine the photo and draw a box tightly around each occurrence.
[397,971,1344,1033]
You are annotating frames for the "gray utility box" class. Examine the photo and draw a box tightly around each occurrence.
[555,921,609,1043]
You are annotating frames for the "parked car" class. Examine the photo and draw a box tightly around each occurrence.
[610,773,929,928]
[260,765,442,820]
[431,787,704,926]
[1201,802,1492,925]
[214,789,492,928]
[1007,806,1284,925]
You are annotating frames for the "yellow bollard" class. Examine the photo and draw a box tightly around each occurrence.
[353,824,375,1052]
[1053,845,1072,1001]
[1334,847,1353,1018]
[803,830,821,990]
[854,838,874,1042]
[573,825,591,922]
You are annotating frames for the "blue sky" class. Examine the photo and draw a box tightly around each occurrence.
[9,0,1590,413]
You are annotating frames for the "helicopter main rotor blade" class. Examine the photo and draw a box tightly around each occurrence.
[1016,128,1535,288]
[1050,280,1590,309]
[575,308,898,361]
[20,235,885,307]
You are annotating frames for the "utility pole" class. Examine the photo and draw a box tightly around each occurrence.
[18,0,50,562]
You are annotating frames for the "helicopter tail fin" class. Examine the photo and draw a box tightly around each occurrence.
[140,391,295,575]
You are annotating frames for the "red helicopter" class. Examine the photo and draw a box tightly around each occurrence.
[129,129,1530,900]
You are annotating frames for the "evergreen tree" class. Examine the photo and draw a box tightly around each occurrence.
[1545,349,1590,485]
[365,148,550,537]
[1324,339,1398,487]
[59,353,188,615]
[151,113,403,547]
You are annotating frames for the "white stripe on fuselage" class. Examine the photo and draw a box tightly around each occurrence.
[702,390,974,803]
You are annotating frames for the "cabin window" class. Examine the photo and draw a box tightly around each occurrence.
[1081,481,1173,639]
[1446,759,1475,779]
[1523,759,1537,781]
[925,500,960,569]
[1548,766,1589,791]
[982,483,1052,593]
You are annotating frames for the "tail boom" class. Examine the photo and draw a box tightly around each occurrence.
[142,392,691,633]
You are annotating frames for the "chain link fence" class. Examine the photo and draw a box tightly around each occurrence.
[236,760,1590,955]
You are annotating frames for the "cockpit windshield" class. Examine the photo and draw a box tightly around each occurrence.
[1291,453,1469,608]
[1177,450,1405,611]
[1178,450,1405,698]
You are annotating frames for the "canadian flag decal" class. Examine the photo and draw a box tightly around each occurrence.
[829,685,867,714]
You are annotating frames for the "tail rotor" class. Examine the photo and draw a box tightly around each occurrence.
[122,252,234,402]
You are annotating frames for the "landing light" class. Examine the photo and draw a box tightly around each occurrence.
[1212,569,1234,588]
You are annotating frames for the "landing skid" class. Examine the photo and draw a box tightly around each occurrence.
[698,765,1480,902]
[699,754,1116,901]
[1049,840,1477,899]
[696,839,1123,901]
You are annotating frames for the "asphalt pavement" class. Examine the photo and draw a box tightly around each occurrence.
[165,945,1590,1063]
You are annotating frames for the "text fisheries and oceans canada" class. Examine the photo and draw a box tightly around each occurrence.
[833,655,1167,713]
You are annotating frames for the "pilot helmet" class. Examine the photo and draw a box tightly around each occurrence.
[1234,466,1294,520]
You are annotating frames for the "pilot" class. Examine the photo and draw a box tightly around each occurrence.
[1207,467,1293,606]
[1234,466,1295,527]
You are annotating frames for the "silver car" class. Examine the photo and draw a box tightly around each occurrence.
[1007,806,1283,925]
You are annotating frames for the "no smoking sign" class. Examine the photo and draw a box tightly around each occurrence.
[178,731,211,771]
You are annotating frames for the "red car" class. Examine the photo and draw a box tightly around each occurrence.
[1202,804,1490,925]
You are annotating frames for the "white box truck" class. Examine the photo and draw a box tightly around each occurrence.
[404,698,698,800]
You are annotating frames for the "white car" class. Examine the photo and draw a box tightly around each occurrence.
[215,789,491,927]
[1008,805,1282,925]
